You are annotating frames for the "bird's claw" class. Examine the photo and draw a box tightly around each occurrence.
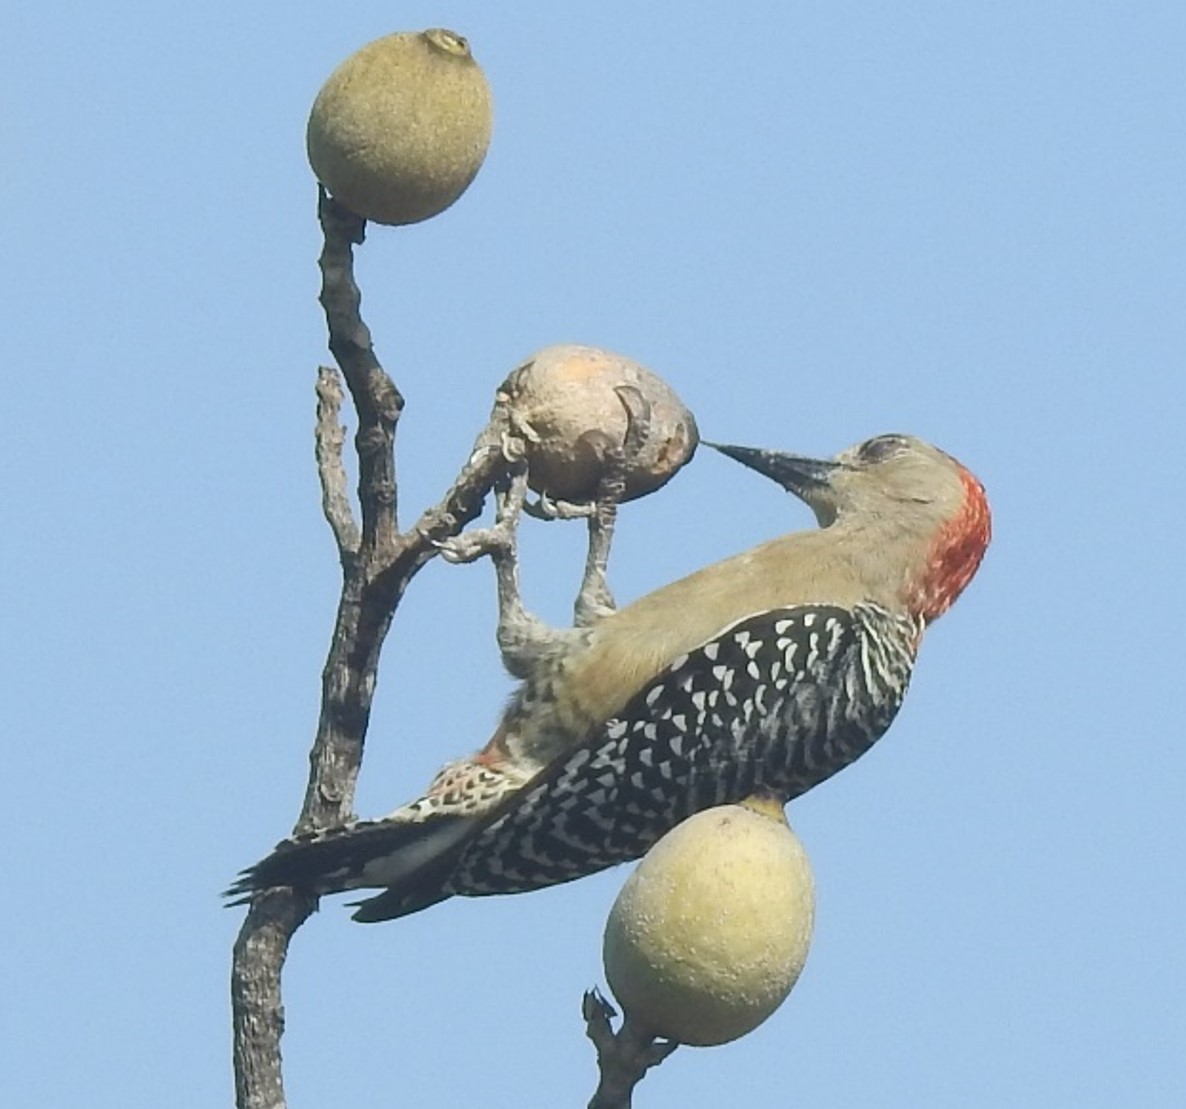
[500,431,532,465]
[524,491,597,521]
[434,529,509,564]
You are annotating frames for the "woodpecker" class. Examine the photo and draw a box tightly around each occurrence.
[227,433,990,922]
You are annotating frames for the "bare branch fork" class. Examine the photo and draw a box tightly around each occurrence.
[230,191,514,1109]
[230,191,674,1109]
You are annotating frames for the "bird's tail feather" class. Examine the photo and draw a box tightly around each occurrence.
[223,814,474,910]
[348,882,453,922]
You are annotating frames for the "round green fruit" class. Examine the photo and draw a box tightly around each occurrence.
[307,28,493,226]
[603,798,815,1047]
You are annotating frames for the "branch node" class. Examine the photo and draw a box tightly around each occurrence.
[583,988,678,1109]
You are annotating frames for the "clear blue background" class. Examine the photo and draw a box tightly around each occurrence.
[6,2,1184,1105]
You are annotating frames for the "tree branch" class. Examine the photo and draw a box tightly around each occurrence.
[375,408,513,590]
[230,195,513,1108]
[583,990,678,1109]
[316,189,402,556]
[231,890,316,1109]
[315,365,361,556]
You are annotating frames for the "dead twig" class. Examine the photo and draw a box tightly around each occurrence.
[314,365,361,556]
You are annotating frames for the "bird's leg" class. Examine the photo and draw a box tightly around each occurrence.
[574,497,619,628]
[572,385,652,628]
[490,471,579,679]
[437,459,579,681]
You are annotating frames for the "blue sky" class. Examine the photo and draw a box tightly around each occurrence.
[5,2,1184,1105]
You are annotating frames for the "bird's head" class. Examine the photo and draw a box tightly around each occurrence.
[709,434,991,622]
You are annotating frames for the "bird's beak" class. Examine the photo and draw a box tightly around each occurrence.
[707,442,840,497]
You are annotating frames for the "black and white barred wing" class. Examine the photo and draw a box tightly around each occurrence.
[445,602,917,898]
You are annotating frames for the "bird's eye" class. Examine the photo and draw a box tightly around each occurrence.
[857,435,908,464]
